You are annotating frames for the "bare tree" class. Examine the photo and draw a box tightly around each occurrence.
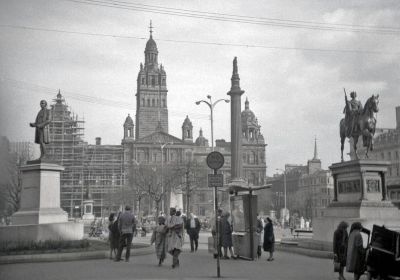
[0,138,30,216]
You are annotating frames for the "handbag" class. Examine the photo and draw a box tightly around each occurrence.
[334,258,341,272]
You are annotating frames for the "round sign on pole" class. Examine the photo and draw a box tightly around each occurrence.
[206,151,225,170]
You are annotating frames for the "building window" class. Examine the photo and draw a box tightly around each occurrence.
[147,99,150,107]
[142,98,145,106]
[388,151,392,160]
[141,77,145,85]
[162,78,166,86]
[381,152,385,160]
[395,151,399,159]
[151,76,155,86]
[152,99,155,107]
[163,99,166,107]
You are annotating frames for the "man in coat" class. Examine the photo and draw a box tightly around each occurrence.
[167,207,184,268]
[115,205,137,262]
[185,212,201,252]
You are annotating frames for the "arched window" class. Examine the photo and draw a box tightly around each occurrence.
[151,76,155,86]
[162,78,166,86]
[141,77,145,85]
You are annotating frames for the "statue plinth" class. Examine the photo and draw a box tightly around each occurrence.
[310,159,400,250]
[0,162,83,242]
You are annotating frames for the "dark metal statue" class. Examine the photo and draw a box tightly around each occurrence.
[340,89,379,161]
[30,100,51,159]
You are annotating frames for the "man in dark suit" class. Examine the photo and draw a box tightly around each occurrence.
[115,205,136,262]
[185,212,201,252]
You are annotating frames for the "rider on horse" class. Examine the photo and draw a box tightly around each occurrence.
[343,91,363,137]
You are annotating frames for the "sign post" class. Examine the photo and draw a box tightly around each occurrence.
[206,151,224,278]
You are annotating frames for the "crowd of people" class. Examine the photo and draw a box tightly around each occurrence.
[106,206,279,269]
[333,221,368,280]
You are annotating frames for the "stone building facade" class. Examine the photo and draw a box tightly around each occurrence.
[45,26,267,218]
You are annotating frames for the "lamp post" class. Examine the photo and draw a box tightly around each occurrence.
[276,168,287,228]
[195,95,230,150]
[160,142,173,215]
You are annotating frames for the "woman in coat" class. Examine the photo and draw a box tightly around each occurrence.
[263,217,275,261]
[333,221,349,280]
[151,216,168,266]
[346,222,366,280]
[221,212,235,259]
[107,213,120,260]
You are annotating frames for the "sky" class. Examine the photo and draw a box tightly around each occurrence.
[0,0,399,176]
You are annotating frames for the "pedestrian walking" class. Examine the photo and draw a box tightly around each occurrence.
[150,216,168,266]
[256,214,265,258]
[346,222,367,280]
[263,217,275,261]
[211,208,223,258]
[115,205,137,262]
[333,221,349,280]
[166,207,184,268]
[185,212,201,252]
[108,213,120,260]
[221,212,236,259]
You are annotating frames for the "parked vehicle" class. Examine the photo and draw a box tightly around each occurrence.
[366,224,400,280]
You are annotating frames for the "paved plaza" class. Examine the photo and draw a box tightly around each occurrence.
[0,232,360,280]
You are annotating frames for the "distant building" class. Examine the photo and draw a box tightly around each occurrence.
[45,26,267,218]
[350,106,400,208]
[264,138,333,220]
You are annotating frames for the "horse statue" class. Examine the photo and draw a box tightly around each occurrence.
[340,94,379,161]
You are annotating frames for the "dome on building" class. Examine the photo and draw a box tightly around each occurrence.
[195,128,209,147]
[124,114,134,126]
[241,97,256,123]
[182,115,193,128]
[145,36,158,53]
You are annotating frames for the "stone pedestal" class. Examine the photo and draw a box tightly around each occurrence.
[0,162,83,242]
[11,163,68,224]
[82,199,95,223]
[311,160,400,250]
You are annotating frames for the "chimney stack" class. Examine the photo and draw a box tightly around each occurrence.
[396,106,400,130]
[95,137,101,145]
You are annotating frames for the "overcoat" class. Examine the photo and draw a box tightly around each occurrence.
[34,109,50,144]
[221,217,233,248]
[166,215,184,253]
[346,229,366,274]
[263,221,275,252]
[151,224,168,260]
[333,228,348,266]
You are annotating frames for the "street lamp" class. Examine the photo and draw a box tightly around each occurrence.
[195,95,230,150]
[161,142,173,215]
[276,168,287,228]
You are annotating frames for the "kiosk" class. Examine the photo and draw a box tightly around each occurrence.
[228,183,270,260]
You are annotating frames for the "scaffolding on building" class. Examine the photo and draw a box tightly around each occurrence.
[47,91,125,218]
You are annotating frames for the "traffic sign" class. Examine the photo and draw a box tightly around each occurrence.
[206,151,225,170]
[208,174,224,188]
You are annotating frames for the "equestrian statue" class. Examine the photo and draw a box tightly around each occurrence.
[340,89,379,161]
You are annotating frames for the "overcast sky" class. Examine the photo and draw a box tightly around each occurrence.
[0,0,399,175]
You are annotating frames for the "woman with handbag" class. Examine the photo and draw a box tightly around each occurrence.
[333,221,349,280]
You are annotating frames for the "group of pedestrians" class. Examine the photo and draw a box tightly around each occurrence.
[333,221,368,280]
[107,205,137,262]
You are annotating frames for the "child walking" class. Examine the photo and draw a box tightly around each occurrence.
[151,216,168,266]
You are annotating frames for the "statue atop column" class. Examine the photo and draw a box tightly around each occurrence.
[30,100,51,159]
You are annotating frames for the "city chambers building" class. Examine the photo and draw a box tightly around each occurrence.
[47,28,267,219]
